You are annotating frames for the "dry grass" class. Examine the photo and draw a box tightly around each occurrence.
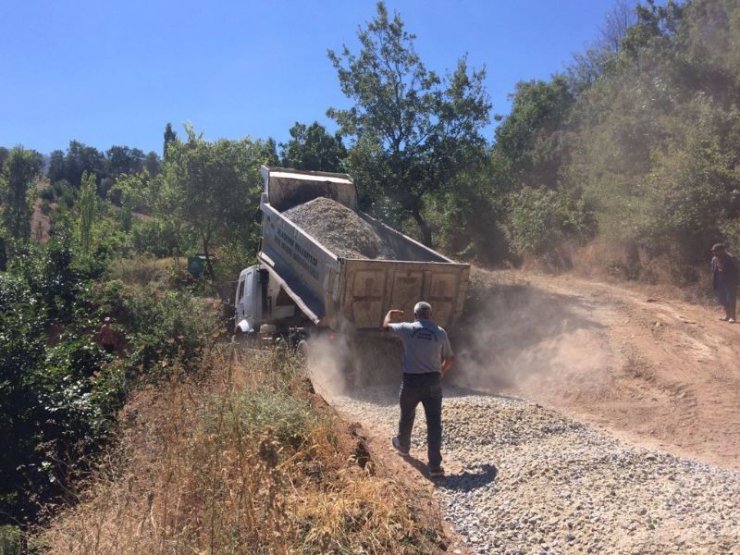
[36,346,446,554]
[553,238,716,305]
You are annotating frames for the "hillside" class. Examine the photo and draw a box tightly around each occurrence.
[15,261,740,554]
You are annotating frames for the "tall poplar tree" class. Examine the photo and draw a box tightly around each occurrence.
[1,147,43,241]
[78,171,97,257]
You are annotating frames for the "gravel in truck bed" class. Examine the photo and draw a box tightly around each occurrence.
[327,385,740,554]
[282,197,398,259]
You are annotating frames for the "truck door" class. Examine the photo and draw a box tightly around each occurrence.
[235,267,261,332]
[235,275,246,322]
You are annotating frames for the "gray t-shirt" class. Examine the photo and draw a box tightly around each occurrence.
[388,319,454,374]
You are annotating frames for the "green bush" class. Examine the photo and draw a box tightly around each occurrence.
[214,390,318,448]
[131,219,191,257]
[0,526,22,555]
[122,288,220,377]
[0,238,223,526]
[0,236,129,521]
[52,179,70,197]
[507,186,595,257]
[38,186,56,202]
[56,181,77,209]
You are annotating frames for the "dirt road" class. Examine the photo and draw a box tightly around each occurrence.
[453,267,740,470]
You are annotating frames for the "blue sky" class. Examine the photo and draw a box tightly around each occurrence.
[1,0,623,155]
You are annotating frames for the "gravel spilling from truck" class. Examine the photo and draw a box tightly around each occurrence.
[326,384,740,554]
[282,197,399,260]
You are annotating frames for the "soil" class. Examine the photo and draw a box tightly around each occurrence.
[452,267,740,470]
[31,196,51,242]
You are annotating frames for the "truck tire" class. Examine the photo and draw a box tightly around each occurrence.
[296,339,309,360]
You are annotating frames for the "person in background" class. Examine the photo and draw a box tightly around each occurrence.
[711,243,738,323]
[97,316,118,354]
[383,301,454,478]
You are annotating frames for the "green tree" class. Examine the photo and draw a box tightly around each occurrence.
[0,147,9,169]
[143,151,161,176]
[328,2,490,246]
[493,77,574,191]
[106,146,145,177]
[1,147,43,241]
[47,149,65,183]
[63,141,105,188]
[508,186,594,258]
[280,122,347,172]
[261,137,280,166]
[161,125,266,279]
[78,171,98,257]
[163,123,177,159]
[620,0,683,61]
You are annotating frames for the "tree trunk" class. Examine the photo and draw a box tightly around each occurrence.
[201,233,216,282]
[411,208,433,248]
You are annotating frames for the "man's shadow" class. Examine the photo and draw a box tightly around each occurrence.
[399,453,497,490]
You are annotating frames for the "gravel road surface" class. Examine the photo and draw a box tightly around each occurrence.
[326,384,740,555]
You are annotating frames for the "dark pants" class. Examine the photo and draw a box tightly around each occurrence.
[716,280,738,319]
[397,372,443,468]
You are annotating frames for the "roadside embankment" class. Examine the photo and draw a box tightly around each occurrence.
[37,348,448,554]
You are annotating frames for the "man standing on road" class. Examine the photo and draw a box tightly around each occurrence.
[711,243,738,323]
[383,301,454,477]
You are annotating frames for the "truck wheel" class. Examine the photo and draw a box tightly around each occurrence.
[296,339,309,360]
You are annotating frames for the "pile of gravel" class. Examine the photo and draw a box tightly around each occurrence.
[283,197,397,260]
[326,384,740,554]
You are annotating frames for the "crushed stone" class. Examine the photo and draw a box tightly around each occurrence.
[282,197,398,260]
[327,384,740,554]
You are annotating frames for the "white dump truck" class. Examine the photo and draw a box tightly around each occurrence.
[235,166,469,349]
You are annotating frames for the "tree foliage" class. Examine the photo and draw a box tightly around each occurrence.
[46,141,161,194]
[1,147,43,241]
[493,77,575,191]
[159,125,268,278]
[486,0,740,279]
[279,121,346,172]
[106,145,146,176]
[163,122,178,159]
[328,1,490,246]
[0,237,220,526]
[78,171,98,257]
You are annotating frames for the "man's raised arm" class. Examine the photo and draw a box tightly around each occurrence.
[383,309,405,330]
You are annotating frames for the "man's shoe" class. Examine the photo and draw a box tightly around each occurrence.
[428,466,445,478]
[729,318,736,323]
[720,316,730,321]
[392,436,409,455]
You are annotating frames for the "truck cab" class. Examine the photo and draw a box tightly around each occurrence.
[234,266,262,334]
[234,264,305,335]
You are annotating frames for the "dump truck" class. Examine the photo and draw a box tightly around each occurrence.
[234,166,469,351]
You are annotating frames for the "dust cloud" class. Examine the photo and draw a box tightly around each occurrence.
[306,330,405,398]
[307,277,614,403]
[450,278,615,400]
[305,333,352,396]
